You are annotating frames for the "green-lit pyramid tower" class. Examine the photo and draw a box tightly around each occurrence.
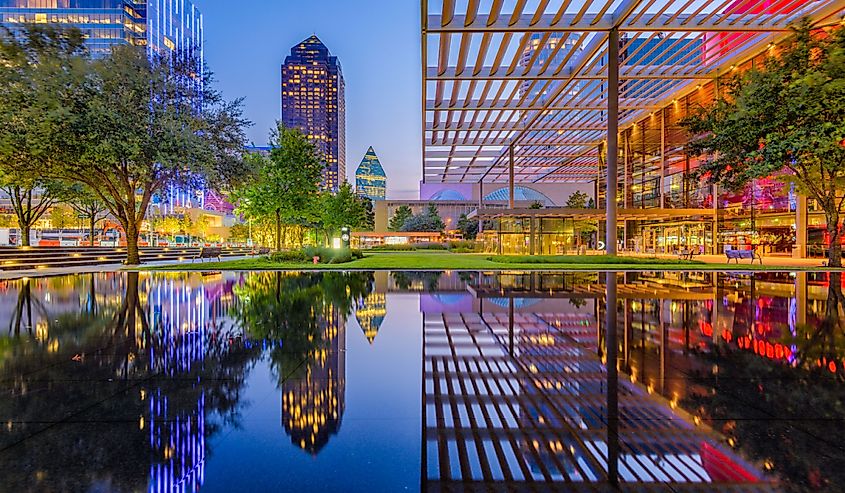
[354,147,387,201]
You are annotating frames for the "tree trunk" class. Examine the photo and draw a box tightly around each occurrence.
[125,220,141,265]
[89,215,96,247]
[826,209,842,268]
[20,224,30,247]
[275,208,282,251]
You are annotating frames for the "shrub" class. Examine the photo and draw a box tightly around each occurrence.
[268,250,308,263]
[300,246,361,264]
[369,244,416,251]
[415,242,448,250]
[448,240,480,252]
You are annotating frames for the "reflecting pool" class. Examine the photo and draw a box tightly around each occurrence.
[0,270,843,491]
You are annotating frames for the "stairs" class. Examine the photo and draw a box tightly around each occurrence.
[0,246,255,271]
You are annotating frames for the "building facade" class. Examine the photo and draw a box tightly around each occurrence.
[281,35,346,193]
[355,146,386,202]
[0,0,203,59]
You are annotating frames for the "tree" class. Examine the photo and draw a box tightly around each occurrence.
[682,22,845,266]
[189,215,211,241]
[160,216,181,238]
[565,191,590,209]
[389,205,413,232]
[235,126,323,250]
[529,201,544,209]
[0,26,251,264]
[228,223,250,243]
[0,26,86,246]
[456,213,479,240]
[566,191,596,249]
[318,182,369,243]
[50,204,72,230]
[361,197,375,231]
[401,204,445,232]
[64,184,108,246]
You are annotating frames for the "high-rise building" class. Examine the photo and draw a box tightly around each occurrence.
[0,0,203,60]
[355,146,387,202]
[281,35,346,193]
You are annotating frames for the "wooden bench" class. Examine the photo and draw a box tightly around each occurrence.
[193,247,222,263]
[677,249,701,261]
[251,247,270,256]
[725,248,762,264]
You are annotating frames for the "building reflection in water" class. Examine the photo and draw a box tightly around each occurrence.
[355,293,386,344]
[0,272,248,493]
[422,271,775,489]
[281,304,346,455]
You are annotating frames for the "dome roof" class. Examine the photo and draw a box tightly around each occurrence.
[484,186,554,205]
[429,189,467,201]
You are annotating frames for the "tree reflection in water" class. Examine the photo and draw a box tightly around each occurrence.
[684,272,845,492]
[0,272,260,492]
[233,271,373,454]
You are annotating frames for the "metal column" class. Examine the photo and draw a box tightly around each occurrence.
[508,145,515,209]
[606,28,619,256]
[605,272,619,486]
[794,195,808,259]
[660,109,666,209]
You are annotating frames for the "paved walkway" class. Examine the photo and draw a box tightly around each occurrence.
[0,257,253,280]
[637,253,829,268]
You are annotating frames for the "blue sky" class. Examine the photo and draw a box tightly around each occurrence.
[201,0,422,199]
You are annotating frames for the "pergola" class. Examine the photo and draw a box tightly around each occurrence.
[422,0,845,254]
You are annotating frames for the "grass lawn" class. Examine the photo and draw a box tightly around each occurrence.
[136,252,821,271]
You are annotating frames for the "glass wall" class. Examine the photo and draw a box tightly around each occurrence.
[484,217,598,255]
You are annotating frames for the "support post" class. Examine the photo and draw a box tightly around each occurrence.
[478,180,484,234]
[713,183,719,254]
[794,194,808,259]
[606,28,619,256]
[605,272,619,486]
[508,145,515,209]
[660,109,666,209]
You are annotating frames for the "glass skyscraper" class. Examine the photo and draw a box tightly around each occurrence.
[0,0,203,60]
[281,35,346,193]
[355,146,386,202]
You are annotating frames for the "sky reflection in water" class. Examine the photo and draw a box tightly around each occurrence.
[0,270,842,492]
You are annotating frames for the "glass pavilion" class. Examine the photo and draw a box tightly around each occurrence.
[422,0,844,256]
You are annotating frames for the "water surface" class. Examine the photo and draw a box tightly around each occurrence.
[0,270,842,492]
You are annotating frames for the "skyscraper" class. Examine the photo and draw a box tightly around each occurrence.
[0,0,203,59]
[281,35,346,193]
[355,146,386,202]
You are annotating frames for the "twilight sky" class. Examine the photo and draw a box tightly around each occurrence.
[201,0,422,199]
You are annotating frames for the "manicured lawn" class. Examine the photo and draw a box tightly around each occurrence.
[136,252,821,271]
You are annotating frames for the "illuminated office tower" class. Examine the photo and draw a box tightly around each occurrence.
[0,0,203,59]
[281,35,346,192]
[355,147,387,202]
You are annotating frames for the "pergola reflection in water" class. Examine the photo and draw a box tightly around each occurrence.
[422,271,773,491]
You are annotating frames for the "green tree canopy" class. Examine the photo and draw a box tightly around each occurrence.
[682,22,845,266]
[400,204,445,233]
[318,182,370,241]
[388,204,413,232]
[235,125,323,250]
[565,191,590,209]
[456,213,479,240]
[0,25,86,246]
[0,25,251,263]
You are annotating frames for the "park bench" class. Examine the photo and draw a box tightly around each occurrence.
[251,247,270,256]
[193,247,222,263]
[725,248,762,264]
[676,249,701,261]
